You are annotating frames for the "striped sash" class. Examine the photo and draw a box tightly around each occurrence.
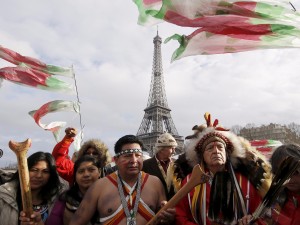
[189,173,250,225]
[103,172,153,225]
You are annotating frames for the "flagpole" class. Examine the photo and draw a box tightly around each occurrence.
[72,65,84,146]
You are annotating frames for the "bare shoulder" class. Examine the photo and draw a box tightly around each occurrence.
[146,174,164,187]
[96,177,117,196]
[141,174,166,212]
[94,176,112,189]
[85,176,112,197]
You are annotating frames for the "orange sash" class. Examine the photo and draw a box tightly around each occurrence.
[103,172,152,225]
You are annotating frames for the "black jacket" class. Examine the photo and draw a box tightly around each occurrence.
[142,157,175,200]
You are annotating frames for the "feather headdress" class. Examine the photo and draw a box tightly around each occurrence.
[172,113,273,224]
[184,112,272,197]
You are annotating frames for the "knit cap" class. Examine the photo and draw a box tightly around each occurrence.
[155,133,177,154]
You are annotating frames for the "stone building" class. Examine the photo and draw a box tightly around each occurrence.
[240,123,300,145]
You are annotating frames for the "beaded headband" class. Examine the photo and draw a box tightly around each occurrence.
[195,113,233,153]
[196,132,233,153]
[115,148,143,157]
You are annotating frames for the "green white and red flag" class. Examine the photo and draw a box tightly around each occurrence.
[133,0,300,60]
[0,66,74,92]
[0,45,72,76]
[0,45,74,92]
[28,100,80,142]
[165,24,300,61]
[134,0,299,27]
[133,0,162,26]
[250,139,282,159]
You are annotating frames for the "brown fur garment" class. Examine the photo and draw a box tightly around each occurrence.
[77,139,111,168]
[234,137,272,197]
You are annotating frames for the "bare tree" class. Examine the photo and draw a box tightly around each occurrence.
[288,122,300,137]
[245,123,256,129]
[231,125,243,135]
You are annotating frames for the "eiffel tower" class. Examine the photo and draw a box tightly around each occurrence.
[137,32,184,156]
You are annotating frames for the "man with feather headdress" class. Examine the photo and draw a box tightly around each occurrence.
[175,113,272,225]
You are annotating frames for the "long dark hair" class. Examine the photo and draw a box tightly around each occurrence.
[270,144,300,206]
[64,155,100,205]
[270,144,300,174]
[63,155,100,224]
[11,152,62,211]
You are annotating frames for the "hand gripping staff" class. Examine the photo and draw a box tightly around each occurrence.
[146,164,210,225]
[9,139,33,218]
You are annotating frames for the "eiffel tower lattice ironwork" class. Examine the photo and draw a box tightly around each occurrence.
[137,33,183,156]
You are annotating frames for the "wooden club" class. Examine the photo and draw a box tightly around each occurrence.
[9,139,33,217]
[146,164,209,225]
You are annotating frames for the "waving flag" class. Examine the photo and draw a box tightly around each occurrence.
[0,45,74,92]
[28,100,80,142]
[133,0,300,60]
[134,0,162,25]
[134,0,299,27]
[0,66,74,92]
[250,139,282,159]
[165,24,300,61]
[0,45,73,76]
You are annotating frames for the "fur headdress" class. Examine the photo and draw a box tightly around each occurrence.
[183,112,272,197]
[77,139,112,168]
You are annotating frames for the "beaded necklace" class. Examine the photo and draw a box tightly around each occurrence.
[33,202,48,222]
[117,172,142,225]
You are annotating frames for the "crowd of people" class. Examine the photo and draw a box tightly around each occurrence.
[0,112,299,225]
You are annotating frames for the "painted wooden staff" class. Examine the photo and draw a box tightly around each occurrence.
[9,138,33,217]
[146,164,210,225]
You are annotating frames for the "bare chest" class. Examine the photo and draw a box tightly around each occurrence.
[98,185,158,218]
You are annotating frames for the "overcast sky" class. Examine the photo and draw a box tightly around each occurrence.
[1,0,300,167]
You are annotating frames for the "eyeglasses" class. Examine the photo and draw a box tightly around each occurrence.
[84,151,99,156]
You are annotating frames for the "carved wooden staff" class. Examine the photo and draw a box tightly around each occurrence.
[146,164,209,225]
[9,139,33,217]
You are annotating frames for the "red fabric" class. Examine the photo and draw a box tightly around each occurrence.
[52,136,74,184]
[175,182,198,225]
[275,193,300,225]
[0,66,50,87]
[175,172,263,225]
[0,45,47,69]
[190,25,272,42]
[250,140,269,146]
[158,159,170,173]
[164,11,251,28]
